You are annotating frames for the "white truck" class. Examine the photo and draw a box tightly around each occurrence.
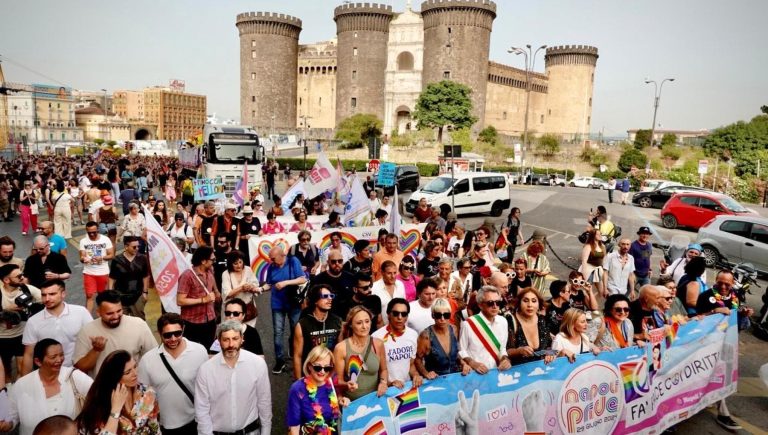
[179,124,265,193]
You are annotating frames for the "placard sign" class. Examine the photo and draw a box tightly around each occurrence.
[193,177,225,201]
[377,162,397,187]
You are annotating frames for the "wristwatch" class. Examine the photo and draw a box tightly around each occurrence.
[109,411,121,420]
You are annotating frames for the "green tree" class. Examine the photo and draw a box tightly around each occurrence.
[107,140,117,147]
[537,134,560,157]
[93,138,105,146]
[618,148,648,172]
[661,133,677,147]
[413,80,477,144]
[661,143,682,161]
[703,114,768,176]
[478,125,498,146]
[761,105,768,115]
[449,127,473,152]
[633,129,651,150]
[335,113,383,149]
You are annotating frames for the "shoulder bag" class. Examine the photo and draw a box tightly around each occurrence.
[159,352,195,403]
[67,368,86,416]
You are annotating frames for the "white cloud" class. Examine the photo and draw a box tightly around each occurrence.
[422,386,445,392]
[528,367,546,376]
[347,404,383,422]
[545,366,555,371]
[514,372,521,378]
[687,329,702,335]
[498,373,520,387]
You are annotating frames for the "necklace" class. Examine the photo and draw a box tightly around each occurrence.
[303,376,340,434]
[711,289,739,310]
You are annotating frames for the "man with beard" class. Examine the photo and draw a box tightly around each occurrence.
[603,238,637,299]
[73,290,156,377]
[372,233,405,281]
[38,221,67,257]
[311,251,356,300]
[343,240,373,276]
[108,236,150,319]
[195,320,272,435]
[292,284,342,379]
[24,236,71,288]
[138,313,208,435]
[332,273,383,329]
[20,280,92,376]
[0,264,42,379]
[194,201,217,248]
[0,236,24,271]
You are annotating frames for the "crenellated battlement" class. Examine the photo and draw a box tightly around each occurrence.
[545,45,599,67]
[545,45,599,56]
[420,0,496,15]
[333,2,393,16]
[333,2,394,33]
[236,12,303,28]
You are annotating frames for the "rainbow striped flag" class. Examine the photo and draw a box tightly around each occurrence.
[347,354,364,384]
[619,359,649,403]
[388,386,420,417]
[363,420,387,435]
[398,407,427,434]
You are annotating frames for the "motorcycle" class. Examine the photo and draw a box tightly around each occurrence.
[754,278,768,341]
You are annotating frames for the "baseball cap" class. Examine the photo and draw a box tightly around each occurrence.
[687,243,702,253]
[637,226,652,235]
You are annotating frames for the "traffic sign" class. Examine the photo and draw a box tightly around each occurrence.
[698,160,708,175]
[368,159,380,173]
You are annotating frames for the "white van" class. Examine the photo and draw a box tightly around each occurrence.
[405,172,511,217]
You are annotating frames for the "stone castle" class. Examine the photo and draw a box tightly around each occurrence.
[237,1,598,141]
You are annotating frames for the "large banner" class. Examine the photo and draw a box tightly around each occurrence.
[341,313,738,435]
[144,206,187,313]
[248,224,425,281]
[193,177,225,201]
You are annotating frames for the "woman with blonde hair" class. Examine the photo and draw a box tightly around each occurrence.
[522,240,551,294]
[415,298,468,378]
[333,306,388,401]
[552,308,603,362]
[288,345,350,434]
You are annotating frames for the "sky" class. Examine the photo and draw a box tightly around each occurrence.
[2,0,766,136]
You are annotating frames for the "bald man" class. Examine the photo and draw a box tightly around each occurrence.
[629,285,663,341]
[38,221,67,257]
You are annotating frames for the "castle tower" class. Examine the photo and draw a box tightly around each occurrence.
[544,45,599,140]
[236,12,302,130]
[334,3,394,125]
[420,0,497,132]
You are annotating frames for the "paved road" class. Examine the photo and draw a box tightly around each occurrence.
[4,182,767,434]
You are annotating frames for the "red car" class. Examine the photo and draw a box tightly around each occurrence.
[660,191,755,230]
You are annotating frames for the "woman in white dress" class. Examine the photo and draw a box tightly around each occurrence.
[68,179,84,225]
[6,339,93,435]
[51,179,73,239]
[221,250,261,327]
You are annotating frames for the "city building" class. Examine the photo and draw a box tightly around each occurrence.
[74,104,130,143]
[113,86,206,142]
[6,85,84,149]
[238,1,599,142]
[627,129,710,146]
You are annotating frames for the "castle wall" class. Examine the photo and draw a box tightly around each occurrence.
[544,45,598,140]
[384,8,424,135]
[237,12,302,130]
[334,3,393,125]
[484,61,548,136]
[421,0,496,133]
[297,41,337,130]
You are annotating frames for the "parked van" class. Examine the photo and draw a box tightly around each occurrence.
[405,172,511,217]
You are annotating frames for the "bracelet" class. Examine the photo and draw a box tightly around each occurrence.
[109,411,121,420]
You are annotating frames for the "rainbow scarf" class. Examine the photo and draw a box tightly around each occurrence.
[466,314,501,364]
[303,376,340,434]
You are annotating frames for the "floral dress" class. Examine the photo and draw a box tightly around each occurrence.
[80,384,160,435]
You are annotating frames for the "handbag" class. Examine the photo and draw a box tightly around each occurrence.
[228,272,259,321]
[30,203,39,215]
[67,368,86,416]
[159,353,195,404]
[282,259,308,307]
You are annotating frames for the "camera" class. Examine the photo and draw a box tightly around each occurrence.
[1,292,45,324]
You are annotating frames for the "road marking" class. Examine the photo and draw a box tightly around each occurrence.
[521,222,579,239]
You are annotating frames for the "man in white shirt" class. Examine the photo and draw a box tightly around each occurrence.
[167,212,194,246]
[459,286,512,374]
[602,238,637,298]
[371,298,423,389]
[195,320,272,435]
[79,221,115,314]
[372,261,406,326]
[660,243,706,285]
[368,190,381,216]
[20,280,92,376]
[407,278,437,333]
[138,313,208,434]
[73,290,157,377]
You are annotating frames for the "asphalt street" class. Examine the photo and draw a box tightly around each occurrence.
[4,181,767,434]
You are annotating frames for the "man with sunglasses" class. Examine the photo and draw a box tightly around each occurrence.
[79,221,115,314]
[407,278,438,333]
[38,221,67,257]
[311,251,356,301]
[292,285,342,379]
[108,236,149,319]
[372,298,423,389]
[459,286,512,374]
[0,264,43,379]
[219,298,264,357]
[137,313,208,435]
[24,235,71,289]
[332,273,383,329]
[319,232,353,271]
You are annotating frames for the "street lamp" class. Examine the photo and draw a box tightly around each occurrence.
[643,78,675,147]
[101,88,109,144]
[508,44,546,182]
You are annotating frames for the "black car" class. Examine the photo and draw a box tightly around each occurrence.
[376,164,420,196]
[632,185,709,208]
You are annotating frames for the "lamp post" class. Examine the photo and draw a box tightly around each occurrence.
[508,44,546,183]
[644,78,674,147]
[101,88,109,144]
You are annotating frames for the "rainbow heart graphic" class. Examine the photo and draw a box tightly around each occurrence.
[317,232,358,250]
[399,229,421,254]
[256,238,290,260]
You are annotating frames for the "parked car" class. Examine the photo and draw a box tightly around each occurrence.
[551,174,567,186]
[507,172,521,185]
[569,176,603,188]
[697,215,768,274]
[375,164,420,196]
[640,179,682,192]
[660,191,756,230]
[590,178,610,189]
[632,185,709,209]
[406,172,510,217]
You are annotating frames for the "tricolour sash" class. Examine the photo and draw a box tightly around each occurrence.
[466,314,501,365]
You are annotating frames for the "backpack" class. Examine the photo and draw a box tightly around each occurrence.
[182,179,194,196]
[167,222,190,237]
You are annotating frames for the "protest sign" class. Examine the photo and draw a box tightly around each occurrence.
[341,313,738,435]
[193,177,225,201]
[377,162,396,187]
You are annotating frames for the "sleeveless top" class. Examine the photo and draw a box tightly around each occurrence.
[676,274,707,316]
[508,314,553,365]
[98,207,117,224]
[344,338,380,400]
[587,247,605,267]
[424,325,459,375]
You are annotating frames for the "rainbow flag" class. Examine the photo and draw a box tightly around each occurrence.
[619,359,649,403]
[347,354,364,383]
[363,420,387,435]
[388,386,420,417]
[398,407,427,434]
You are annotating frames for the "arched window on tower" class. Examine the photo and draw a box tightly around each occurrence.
[397,52,414,71]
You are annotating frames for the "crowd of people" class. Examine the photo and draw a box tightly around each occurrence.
[0,153,751,434]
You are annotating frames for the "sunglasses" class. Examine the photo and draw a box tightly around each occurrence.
[311,365,334,373]
[162,330,183,339]
[400,266,414,271]
[432,312,451,320]
[571,278,586,286]
[356,284,372,290]
[505,271,517,279]
[176,217,184,221]
[613,307,630,314]
[484,300,504,308]
[300,238,311,242]
[663,296,674,301]
[87,231,98,235]
[391,310,408,318]
[329,259,344,264]
[319,293,336,300]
